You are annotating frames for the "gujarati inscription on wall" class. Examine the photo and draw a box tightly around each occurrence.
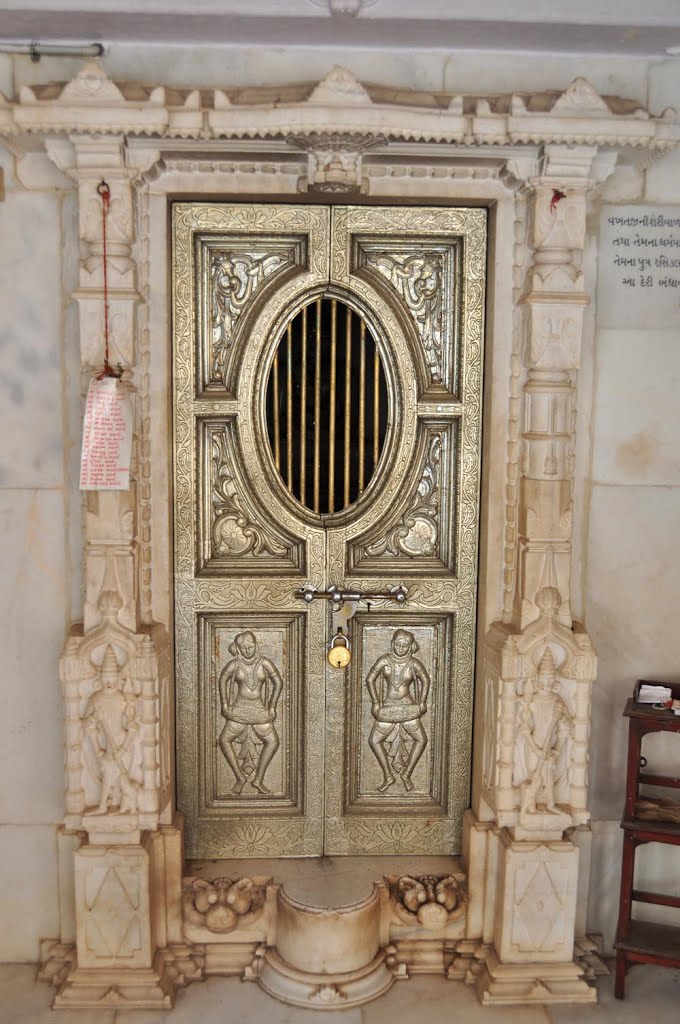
[599,205,680,328]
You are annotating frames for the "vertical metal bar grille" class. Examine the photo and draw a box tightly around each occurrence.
[359,321,366,492]
[343,308,352,508]
[272,351,280,471]
[373,348,380,470]
[266,297,388,516]
[313,298,322,513]
[329,300,337,514]
[286,323,293,490]
[300,305,307,507]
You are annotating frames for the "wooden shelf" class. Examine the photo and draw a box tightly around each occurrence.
[621,816,680,841]
[614,681,680,999]
[615,920,680,966]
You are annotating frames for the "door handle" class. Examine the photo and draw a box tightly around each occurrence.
[295,584,408,605]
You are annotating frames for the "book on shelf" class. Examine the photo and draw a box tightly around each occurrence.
[636,683,672,704]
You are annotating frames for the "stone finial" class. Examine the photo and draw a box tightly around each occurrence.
[537,646,557,677]
[307,66,372,107]
[100,644,119,677]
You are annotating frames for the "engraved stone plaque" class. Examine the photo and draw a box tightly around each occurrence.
[598,205,680,328]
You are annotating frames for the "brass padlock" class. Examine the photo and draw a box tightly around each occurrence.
[327,629,351,669]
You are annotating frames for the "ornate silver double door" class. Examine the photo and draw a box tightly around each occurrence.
[173,202,486,858]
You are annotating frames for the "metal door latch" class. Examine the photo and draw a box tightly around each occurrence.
[296,584,408,606]
[296,584,409,669]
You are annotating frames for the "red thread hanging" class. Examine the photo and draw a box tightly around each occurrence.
[95,179,121,379]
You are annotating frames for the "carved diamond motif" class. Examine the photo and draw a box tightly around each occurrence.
[514,862,563,952]
[85,867,142,958]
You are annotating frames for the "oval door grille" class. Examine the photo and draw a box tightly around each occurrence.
[265,297,388,516]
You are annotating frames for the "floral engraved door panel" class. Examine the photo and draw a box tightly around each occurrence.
[349,424,459,575]
[198,419,303,575]
[354,235,465,394]
[198,233,308,393]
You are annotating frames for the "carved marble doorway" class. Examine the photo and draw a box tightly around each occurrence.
[173,202,486,858]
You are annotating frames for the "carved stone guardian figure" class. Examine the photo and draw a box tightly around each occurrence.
[513,647,573,824]
[83,644,143,814]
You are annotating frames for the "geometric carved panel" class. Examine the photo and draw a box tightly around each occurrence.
[497,837,579,963]
[198,612,304,816]
[75,845,151,969]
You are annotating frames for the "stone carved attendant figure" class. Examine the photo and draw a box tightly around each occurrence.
[218,631,283,796]
[513,647,572,818]
[83,644,143,815]
[366,629,430,793]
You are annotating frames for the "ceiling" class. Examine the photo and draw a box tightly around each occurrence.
[0,0,680,56]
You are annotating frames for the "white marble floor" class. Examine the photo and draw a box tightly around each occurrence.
[1,962,680,1024]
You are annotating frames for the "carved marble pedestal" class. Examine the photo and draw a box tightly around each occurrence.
[255,886,398,1009]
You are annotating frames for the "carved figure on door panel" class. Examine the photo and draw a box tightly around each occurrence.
[513,647,573,819]
[83,644,143,815]
[366,630,430,793]
[218,631,283,796]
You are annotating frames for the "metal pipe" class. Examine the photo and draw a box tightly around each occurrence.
[0,42,105,61]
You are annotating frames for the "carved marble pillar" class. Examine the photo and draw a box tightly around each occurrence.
[469,147,604,1005]
[76,136,140,632]
[42,133,186,1008]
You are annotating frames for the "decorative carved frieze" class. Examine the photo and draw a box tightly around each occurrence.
[2,64,676,154]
